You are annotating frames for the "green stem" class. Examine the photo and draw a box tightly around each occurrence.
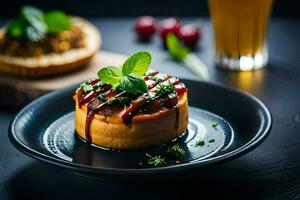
[183,53,210,81]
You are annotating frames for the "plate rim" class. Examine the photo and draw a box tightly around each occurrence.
[8,80,272,175]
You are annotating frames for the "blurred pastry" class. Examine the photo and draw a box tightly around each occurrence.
[0,6,101,77]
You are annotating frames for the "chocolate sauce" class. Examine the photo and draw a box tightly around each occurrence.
[90,91,126,112]
[121,95,148,125]
[78,91,97,108]
[90,79,100,86]
[78,71,186,144]
[144,71,159,81]
[85,108,94,144]
[148,76,171,89]
[175,105,179,129]
[78,83,112,108]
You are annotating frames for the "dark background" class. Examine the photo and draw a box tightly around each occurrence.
[1,1,300,200]
[0,0,299,18]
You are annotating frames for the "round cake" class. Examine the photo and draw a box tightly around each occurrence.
[0,17,101,77]
[74,71,189,149]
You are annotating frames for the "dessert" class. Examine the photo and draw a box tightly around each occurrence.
[0,6,100,77]
[74,51,188,149]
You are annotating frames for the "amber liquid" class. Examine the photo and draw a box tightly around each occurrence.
[209,0,273,70]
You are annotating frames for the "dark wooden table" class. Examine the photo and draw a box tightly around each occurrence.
[1,18,300,200]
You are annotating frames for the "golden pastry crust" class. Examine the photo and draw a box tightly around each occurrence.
[74,92,189,149]
[0,17,101,78]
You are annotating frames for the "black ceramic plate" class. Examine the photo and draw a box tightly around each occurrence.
[9,80,271,179]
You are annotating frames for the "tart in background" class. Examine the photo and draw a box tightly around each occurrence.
[0,6,101,78]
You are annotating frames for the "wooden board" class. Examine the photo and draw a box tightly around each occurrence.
[0,51,126,107]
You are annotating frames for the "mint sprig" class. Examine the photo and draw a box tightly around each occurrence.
[6,6,72,41]
[122,51,151,76]
[22,6,47,41]
[7,6,47,41]
[119,75,148,95]
[44,10,72,34]
[6,18,26,38]
[97,66,122,87]
[98,51,151,95]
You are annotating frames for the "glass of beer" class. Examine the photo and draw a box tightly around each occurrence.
[208,0,274,71]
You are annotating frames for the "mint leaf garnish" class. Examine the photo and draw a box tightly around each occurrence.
[21,6,47,41]
[97,51,151,95]
[119,75,148,95]
[6,17,26,38]
[44,11,72,34]
[7,6,47,41]
[21,6,43,21]
[98,66,122,87]
[122,51,151,76]
[166,33,189,62]
[25,26,45,42]
[6,6,72,41]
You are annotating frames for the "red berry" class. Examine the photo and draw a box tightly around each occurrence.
[159,18,181,41]
[134,16,156,40]
[177,24,200,48]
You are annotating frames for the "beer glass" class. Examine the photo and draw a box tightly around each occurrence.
[209,0,274,71]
